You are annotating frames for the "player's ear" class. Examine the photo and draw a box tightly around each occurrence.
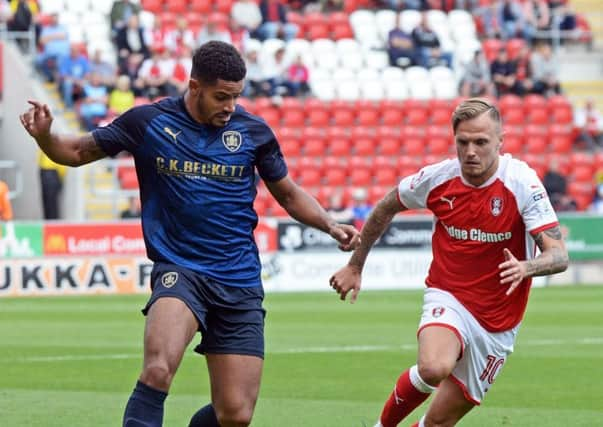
[188,78,200,93]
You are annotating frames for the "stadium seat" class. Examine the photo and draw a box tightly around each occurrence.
[397,157,422,177]
[357,109,380,126]
[498,94,522,114]
[572,165,594,184]
[280,138,302,158]
[141,0,163,14]
[351,126,375,141]
[379,138,402,156]
[349,168,373,186]
[331,23,355,40]
[503,108,525,126]
[329,138,352,156]
[375,9,397,42]
[307,108,331,126]
[368,186,390,204]
[118,167,139,190]
[524,135,548,154]
[310,79,337,101]
[353,138,377,156]
[506,38,526,61]
[523,94,547,114]
[281,109,305,127]
[258,107,281,128]
[360,80,385,101]
[304,138,327,157]
[384,80,409,100]
[427,137,451,156]
[406,108,429,126]
[382,109,404,126]
[307,22,331,40]
[482,38,503,62]
[165,0,188,13]
[191,0,212,13]
[551,106,573,125]
[570,152,596,170]
[374,167,398,186]
[336,80,361,101]
[403,137,426,156]
[527,106,549,125]
[324,168,348,186]
[332,109,356,126]
[502,134,523,155]
[400,9,421,33]
[567,182,595,211]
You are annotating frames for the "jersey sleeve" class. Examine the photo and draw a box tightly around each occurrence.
[91,105,154,157]
[512,162,559,234]
[248,120,288,182]
[398,159,453,209]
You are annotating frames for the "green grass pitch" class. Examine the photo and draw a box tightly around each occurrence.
[1,286,602,426]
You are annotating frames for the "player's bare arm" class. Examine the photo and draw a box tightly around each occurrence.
[265,175,360,251]
[330,188,406,302]
[20,100,107,167]
[499,225,569,295]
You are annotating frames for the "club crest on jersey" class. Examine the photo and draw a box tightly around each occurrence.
[432,307,445,318]
[490,197,503,217]
[161,272,178,288]
[222,131,242,152]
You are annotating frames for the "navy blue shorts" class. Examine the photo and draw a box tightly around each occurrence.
[142,263,266,358]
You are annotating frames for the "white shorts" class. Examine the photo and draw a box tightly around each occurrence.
[418,288,519,405]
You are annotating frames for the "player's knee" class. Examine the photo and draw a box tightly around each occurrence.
[140,362,175,391]
[417,362,452,386]
[215,406,253,427]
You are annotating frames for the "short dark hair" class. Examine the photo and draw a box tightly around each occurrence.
[191,41,246,85]
[452,98,502,133]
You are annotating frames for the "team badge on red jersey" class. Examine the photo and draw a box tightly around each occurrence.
[222,131,242,152]
[490,197,503,217]
[432,307,445,317]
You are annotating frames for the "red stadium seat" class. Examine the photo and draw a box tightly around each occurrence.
[374,167,398,186]
[351,126,375,141]
[331,23,354,40]
[502,134,523,155]
[118,166,139,190]
[526,106,549,125]
[379,138,402,156]
[275,126,300,140]
[506,38,526,60]
[215,0,234,14]
[523,94,547,114]
[280,138,302,158]
[328,125,349,140]
[333,109,356,126]
[304,138,327,157]
[382,109,404,126]
[428,137,451,156]
[570,152,595,170]
[549,136,573,154]
[282,97,304,112]
[141,0,163,14]
[329,138,352,156]
[568,182,595,211]
[191,0,212,13]
[353,137,377,156]
[498,94,522,114]
[572,165,594,184]
[329,11,349,26]
[298,168,322,187]
[368,186,390,205]
[357,109,380,126]
[376,125,399,140]
[307,22,331,40]
[431,107,452,126]
[165,0,188,14]
[403,138,426,156]
[301,126,325,141]
[551,106,573,124]
[524,135,547,154]
[348,155,370,171]
[349,168,372,186]
[503,107,525,126]
[324,169,348,186]
[307,109,331,126]
[482,38,503,62]
[406,109,429,126]
[281,109,306,127]
[397,157,422,177]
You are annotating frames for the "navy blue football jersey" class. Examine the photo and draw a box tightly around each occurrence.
[92,97,288,287]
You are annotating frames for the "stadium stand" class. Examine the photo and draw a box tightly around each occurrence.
[8,0,601,219]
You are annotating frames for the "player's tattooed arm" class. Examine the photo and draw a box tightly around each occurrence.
[348,189,405,270]
[525,226,569,277]
[39,133,107,167]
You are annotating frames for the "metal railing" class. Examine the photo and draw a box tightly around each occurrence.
[0,160,23,200]
[0,22,36,59]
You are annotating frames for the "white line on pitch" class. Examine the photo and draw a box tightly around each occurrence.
[6,337,603,363]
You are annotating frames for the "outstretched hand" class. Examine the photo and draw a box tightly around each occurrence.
[329,264,362,303]
[328,223,361,251]
[498,248,528,296]
[19,100,53,140]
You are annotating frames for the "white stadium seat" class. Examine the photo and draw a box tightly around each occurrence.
[336,80,361,101]
[356,68,380,82]
[339,51,365,71]
[405,66,430,83]
[363,50,389,70]
[375,9,397,42]
[381,66,406,83]
[311,79,337,101]
[335,38,361,55]
[400,10,422,33]
[409,79,433,100]
[331,67,356,82]
[385,79,409,100]
[360,80,385,101]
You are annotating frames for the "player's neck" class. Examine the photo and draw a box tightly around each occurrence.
[183,91,210,125]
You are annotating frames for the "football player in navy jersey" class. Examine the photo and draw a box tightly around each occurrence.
[20,41,360,427]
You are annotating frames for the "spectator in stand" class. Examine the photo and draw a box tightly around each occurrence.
[0,179,13,222]
[5,0,36,32]
[231,0,263,34]
[243,49,272,98]
[478,2,503,39]
[167,46,193,97]
[79,72,109,131]
[115,14,149,75]
[121,196,142,219]
[491,47,524,96]
[110,0,141,36]
[411,12,452,68]
[261,46,289,96]
[88,49,117,89]
[574,99,603,150]
[36,12,70,82]
[522,0,550,43]
[320,0,345,12]
[38,152,66,220]
[514,43,534,92]
[350,188,372,230]
[497,0,525,40]
[197,18,232,46]
[327,191,353,223]
[530,42,561,96]
[135,45,173,99]
[228,16,251,54]
[284,55,310,97]
[589,184,603,214]
[108,75,135,115]
[543,158,577,212]
[165,17,196,53]
[145,15,169,56]
[387,14,415,68]
[256,0,299,42]
[58,44,91,108]
[459,50,495,97]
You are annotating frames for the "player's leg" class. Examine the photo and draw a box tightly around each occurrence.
[420,378,475,426]
[123,297,198,427]
[375,325,462,427]
[206,353,263,427]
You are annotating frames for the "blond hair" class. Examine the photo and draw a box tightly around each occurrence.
[452,98,502,133]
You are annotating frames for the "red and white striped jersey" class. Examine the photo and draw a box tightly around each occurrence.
[397,154,558,332]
